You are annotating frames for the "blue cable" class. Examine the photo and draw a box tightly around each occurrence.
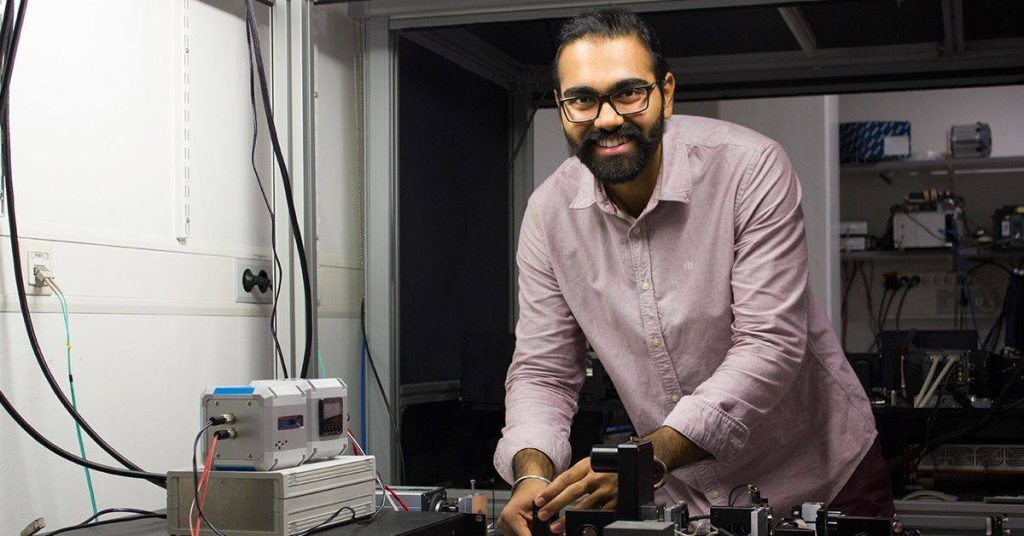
[54,288,99,516]
[317,350,327,378]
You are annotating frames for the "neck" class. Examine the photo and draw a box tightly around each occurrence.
[605,145,662,219]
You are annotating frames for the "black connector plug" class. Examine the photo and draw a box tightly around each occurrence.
[213,428,237,440]
[242,269,257,293]
[208,413,235,426]
[256,269,271,293]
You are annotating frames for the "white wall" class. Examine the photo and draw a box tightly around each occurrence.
[0,0,285,529]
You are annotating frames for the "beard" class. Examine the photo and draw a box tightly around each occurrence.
[566,114,665,185]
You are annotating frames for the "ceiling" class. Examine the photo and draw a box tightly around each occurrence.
[396,0,1024,101]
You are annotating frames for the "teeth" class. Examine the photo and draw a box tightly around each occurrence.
[597,136,626,148]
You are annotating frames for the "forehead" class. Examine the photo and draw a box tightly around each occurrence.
[557,35,654,92]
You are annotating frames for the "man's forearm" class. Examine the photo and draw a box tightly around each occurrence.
[645,426,710,472]
[513,448,556,479]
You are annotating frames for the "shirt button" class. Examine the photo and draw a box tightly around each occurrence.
[632,227,641,237]
[641,280,651,291]
[650,337,661,347]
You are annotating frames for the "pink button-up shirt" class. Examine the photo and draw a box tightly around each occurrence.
[494,115,876,513]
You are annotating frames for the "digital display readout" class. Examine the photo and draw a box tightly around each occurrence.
[278,414,304,430]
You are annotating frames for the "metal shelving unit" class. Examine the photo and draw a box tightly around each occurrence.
[840,249,1023,262]
[842,155,1024,176]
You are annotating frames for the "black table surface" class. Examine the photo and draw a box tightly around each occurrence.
[42,511,485,536]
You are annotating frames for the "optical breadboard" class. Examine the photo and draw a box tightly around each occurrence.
[166,456,376,535]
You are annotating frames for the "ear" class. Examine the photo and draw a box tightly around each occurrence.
[661,72,676,118]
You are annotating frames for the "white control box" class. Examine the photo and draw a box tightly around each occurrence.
[250,378,349,462]
[201,384,308,471]
[167,456,376,535]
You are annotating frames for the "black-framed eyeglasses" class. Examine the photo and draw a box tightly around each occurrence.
[558,81,661,124]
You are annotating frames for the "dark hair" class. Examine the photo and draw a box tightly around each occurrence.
[552,7,669,91]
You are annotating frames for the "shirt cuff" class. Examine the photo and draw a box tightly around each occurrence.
[663,396,750,464]
[493,425,572,485]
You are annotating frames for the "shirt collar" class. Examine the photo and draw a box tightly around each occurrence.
[569,116,692,210]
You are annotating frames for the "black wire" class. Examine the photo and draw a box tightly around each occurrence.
[77,508,164,526]
[0,385,166,482]
[243,0,315,378]
[920,363,954,453]
[357,474,390,526]
[193,422,228,536]
[38,513,167,536]
[690,515,711,521]
[296,506,358,535]
[890,352,1024,469]
[0,0,164,487]
[859,262,879,352]
[360,298,407,479]
[245,20,288,378]
[841,261,862,349]
[869,287,893,352]
[894,283,916,331]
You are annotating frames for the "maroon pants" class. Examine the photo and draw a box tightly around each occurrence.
[828,440,896,517]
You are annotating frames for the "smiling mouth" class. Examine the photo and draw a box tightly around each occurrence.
[595,134,629,148]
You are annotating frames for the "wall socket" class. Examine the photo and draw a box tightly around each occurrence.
[25,247,53,296]
[236,259,273,304]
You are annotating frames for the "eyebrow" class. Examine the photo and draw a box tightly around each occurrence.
[562,78,653,98]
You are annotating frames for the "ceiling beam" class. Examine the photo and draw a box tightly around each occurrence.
[400,28,528,89]
[777,7,816,56]
[344,0,830,28]
[666,39,1024,86]
[941,0,965,57]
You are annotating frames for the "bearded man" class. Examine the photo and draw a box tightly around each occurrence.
[494,7,893,536]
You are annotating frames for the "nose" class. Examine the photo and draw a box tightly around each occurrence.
[593,98,624,131]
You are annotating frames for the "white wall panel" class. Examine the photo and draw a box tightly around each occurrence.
[9,1,176,237]
[185,0,274,247]
[313,5,364,440]
[0,0,284,529]
[315,5,363,270]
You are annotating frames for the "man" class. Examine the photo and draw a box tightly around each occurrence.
[494,8,893,536]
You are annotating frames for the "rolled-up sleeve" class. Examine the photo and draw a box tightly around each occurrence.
[493,200,587,485]
[663,143,809,463]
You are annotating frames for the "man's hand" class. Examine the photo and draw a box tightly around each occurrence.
[534,457,617,534]
[498,478,549,536]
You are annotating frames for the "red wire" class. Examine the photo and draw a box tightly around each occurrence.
[346,427,408,511]
[193,435,219,536]
[383,482,410,511]
[346,427,363,455]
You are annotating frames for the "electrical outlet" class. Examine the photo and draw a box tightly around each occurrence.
[236,259,273,304]
[25,247,53,296]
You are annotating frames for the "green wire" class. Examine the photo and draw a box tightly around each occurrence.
[317,350,327,378]
[53,287,98,516]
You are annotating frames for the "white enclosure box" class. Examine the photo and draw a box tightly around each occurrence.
[166,456,376,535]
[201,384,309,471]
[251,378,350,462]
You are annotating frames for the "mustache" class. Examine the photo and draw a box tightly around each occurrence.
[581,122,646,146]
